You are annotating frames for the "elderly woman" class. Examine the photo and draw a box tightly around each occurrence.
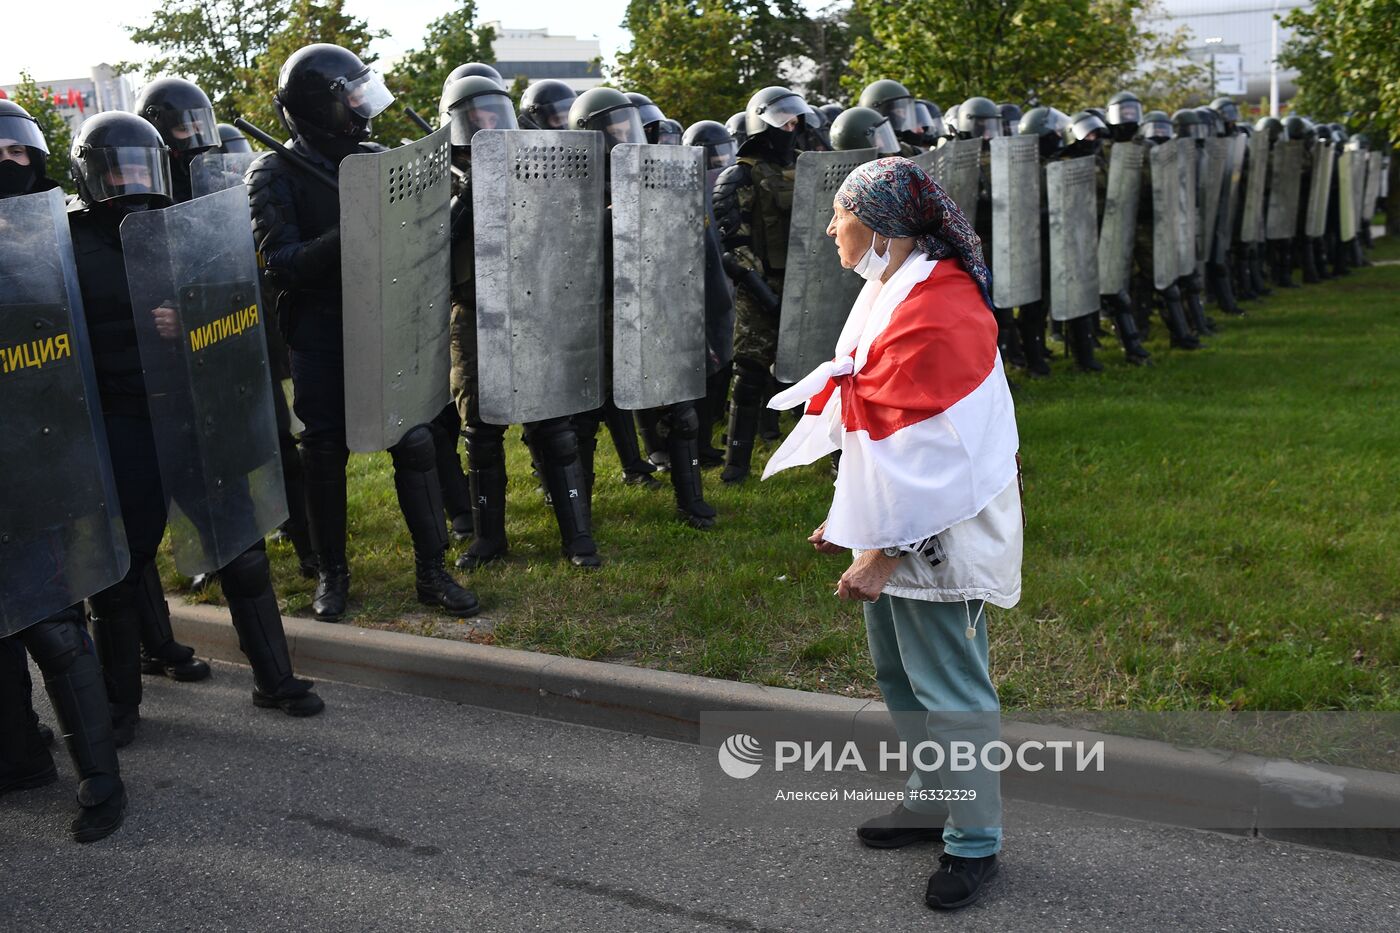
[763,158,1023,911]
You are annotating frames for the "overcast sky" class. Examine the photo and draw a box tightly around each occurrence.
[0,0,635,86]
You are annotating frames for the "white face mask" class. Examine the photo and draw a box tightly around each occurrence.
[852,230,890,282]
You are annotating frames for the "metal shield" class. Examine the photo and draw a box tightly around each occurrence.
[189,151,257,198]
[1266,140,1304,240]
[339,127,452,451]
[472,129,605,424]
[1337,150,1357,243]
[610,143,707,409]
[1239,131,1270,244]
[1174,139,1198,282]
[1212,134,1247,263]
[1197,137,1230,266]
[1362,151,1384,222]
[1045,156,1099,321]
[0,188,129,636]
[1096,141,1143,296]
[775,147,876,382]
[910,147,940,177]
[120,185,287,576]
[1149,140,1181,289]
[1350,149,1367,235]
[1304,139,1333,239]
[938,138,983,220]
[990,134,1042,307]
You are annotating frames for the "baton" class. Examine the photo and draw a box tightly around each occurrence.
[404,106,435,135]
[233,117,339,193]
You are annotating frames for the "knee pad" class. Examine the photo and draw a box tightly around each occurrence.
[21,616,92,673]
[220,546,271,600]
[531,419,578,463]
[464,422,506,469]
[390,425,436,473]
[669,403,699,439]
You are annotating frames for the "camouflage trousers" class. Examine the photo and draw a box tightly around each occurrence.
[731,276,784,368]
[448,299,481,426]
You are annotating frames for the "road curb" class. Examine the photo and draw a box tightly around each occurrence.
[171,601,1400,861]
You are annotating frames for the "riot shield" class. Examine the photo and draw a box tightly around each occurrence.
[1337,150,1357,243]
[910,147,940,177]
[472,129,605,424]
[1045,156,1099,322]
[1096,141,1143,296]
[339,126,452,451]
[1362,151,1384,222]
[610,143,707,409]
[1197,137,1230,267]
[1350,149,1367,235]
[1174,139,1198,281]
[937,138,982,221]
[775,147,876,382]
[190,151,257,198]
[1212,134,1247,263]
[990,135,1042,307]
[1266,140,1304,240]
[1239,131,1270,244]
[1149,141,1181,289]
[0,188,129,636]
[1304,139,1333,239]
[120,185,287,576]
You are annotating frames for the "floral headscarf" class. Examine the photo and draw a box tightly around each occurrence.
[835,157,993,310]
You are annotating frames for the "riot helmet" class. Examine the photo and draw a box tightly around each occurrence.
[1196,107,1224,138]
[135,77,220,157]
[1347,132,1369,152]
[1106,91,1143,141]
[216,123,253,154]
[70,111,173,209]
[1172,108,1207,141]
[626,92,667,133]
[1064,109,1109,157]
[918,100,945,143]
[1328,123,1347,144]
[941,104,960,144]
[1018,106,1070,159]
[858,79,918,137]
[817,103,845,126]
[998,103,1022,138]
[569,87,646,151]
[743,86,814,139]
[440,76,517,148]
[830,107,900,156]
[519,79,577,130]
[1283,115,1312,140]
[1137,110,1174,144]
[275,44,394,148]
[1254,116,1283,142]
[0,99,50,195]
[725,111,748,150]
[654,118,684,146]
[957,96,1002,141]
[445,62,505,90]
[683,120,738,171]
[1209,97,1241,128]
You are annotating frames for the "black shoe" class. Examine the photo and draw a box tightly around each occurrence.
[857,805,945,849]
[252,678,325,717]
[71,781,126,844]
[926,853,998,910]
[647,451,671,472]
[448,512,474,542]
[140,649,211,682]
[110,708,139,749]
[415,556,480,618]
[188,573,213,593]
[456,543,507,570]
[698,445,725,469]
[312,568,350,623]
[622,469,661,487]
[0,749,57,796]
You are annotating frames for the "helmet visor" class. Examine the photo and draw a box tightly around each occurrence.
[1141,120,1173,141]
[594,107,647,150]
[1071,114,1109,142]
[445,93,517,146]
[656,129,682,146]
[884,97,917,133]
[79,147,173,203]
[1182,122,1208,140]
[1107,100,1141,126]
[0,114,49,154]
[757,93,814,130]
[1217,102,1240,123]
[872,119,900,155]
[636,102,665,126]
[706,140,738,170]
[334,68,395,120]
[966,115,1002,140]
[160,107,220,152]
[531,96,574,129]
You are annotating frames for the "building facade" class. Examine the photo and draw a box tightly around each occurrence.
[1146,1,1311,108]
[0,64,134,131]
[487,24,604,91]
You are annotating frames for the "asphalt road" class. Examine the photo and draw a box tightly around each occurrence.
[4,661,1398,932]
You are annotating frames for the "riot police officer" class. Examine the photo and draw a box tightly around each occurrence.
[998,103,1022,139]
[246,43,478,622]
[829,107,901,156]
[725,111,748,151]
[134,77,220,205]
[1285,115,1324,284]
[216,123,253,153]
[68,112,326,748]
[858,80,922,155]
[1171,108,1216,337]
[713,86,814,484]
[0,100,127,843]
[518,79,577,130]
[1126,110,1201,349]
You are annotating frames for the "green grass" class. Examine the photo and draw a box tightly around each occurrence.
[169,237,1400,711]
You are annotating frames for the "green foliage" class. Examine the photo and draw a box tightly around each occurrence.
[843,0,1204,112]
[1280,0,1398,141]
[378,1,495,143]
[9,71,76,193]
[507,75,530,112]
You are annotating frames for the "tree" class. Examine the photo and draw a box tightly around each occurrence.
[380,1,495,142]
[843,0,1203,112]
[123,0,288,118]
[9,71,76,193]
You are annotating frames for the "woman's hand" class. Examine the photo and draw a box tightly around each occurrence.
[808,521,846,555]
[836,550,901,602]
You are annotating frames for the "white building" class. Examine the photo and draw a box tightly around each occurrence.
[1146,1,1312,108]
[0,64,134,131]
[487,24,604,91]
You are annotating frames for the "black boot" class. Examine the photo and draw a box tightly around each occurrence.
[992,306,1026,368]
[301,443,351,623]
[1017,302,1051,376]
[1108,294,1150,365]
[1234,253,1258,301]
[23,615,126,843]
[1180,276,1216,336]
[1,638,57,796]
[431,407,474,541]
[1067,316,1104,372]
[1208,261,1244,315]
[221,547,324,716]
[638,408,670,471]
[1299,236,1321,283]
[759,376,784,442]
[666,403,717,529]
[696,364,729,468]
[534,421,603,567]
[392,426,480,617]
[1159,285,1200,350]
[1248,246,1272,297]
[135,562,210,682]
[459,422,509,570]
[721,362,765,484]
[87,579,144,748]
[603,401,660,487]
